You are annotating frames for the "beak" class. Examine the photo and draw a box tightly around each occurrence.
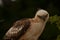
[37,14,48,21]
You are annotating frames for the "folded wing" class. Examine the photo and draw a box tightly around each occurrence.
[3,19,30,40]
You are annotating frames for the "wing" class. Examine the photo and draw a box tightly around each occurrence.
[3,19,30,40]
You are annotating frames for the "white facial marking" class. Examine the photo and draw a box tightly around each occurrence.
[35,9,49,22]
[36,9,48,16]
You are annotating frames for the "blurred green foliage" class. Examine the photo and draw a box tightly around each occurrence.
[57,35,60,40]
[49,15,60,30]
[49,15,60,40]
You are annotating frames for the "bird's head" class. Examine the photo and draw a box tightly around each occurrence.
[35,9,49,23]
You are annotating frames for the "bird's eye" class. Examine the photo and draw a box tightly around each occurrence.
[37,15,48,21]
[45,14,48,17]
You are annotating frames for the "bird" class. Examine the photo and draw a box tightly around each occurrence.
[3,9,49,40]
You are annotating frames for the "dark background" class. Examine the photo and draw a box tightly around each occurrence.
[0,0,60,40]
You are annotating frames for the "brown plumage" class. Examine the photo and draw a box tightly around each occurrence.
[3,19,31,40]
[3,9,49,40]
